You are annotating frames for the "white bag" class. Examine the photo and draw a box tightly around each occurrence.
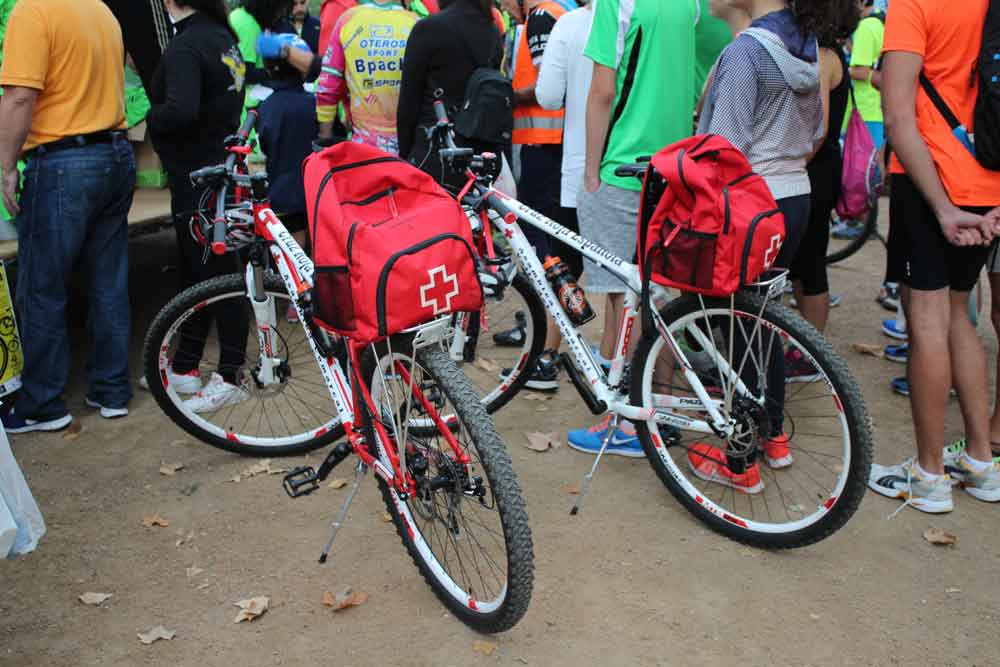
[494,154,518,199]
[0,427,44,558]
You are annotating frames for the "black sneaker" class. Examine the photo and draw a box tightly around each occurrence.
[492,312,528,348]
[501,351,560,392]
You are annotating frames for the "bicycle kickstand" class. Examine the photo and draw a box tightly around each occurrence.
[570,415,620,516]
[318,460,368,564]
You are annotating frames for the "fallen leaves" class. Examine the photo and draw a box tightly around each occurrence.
[380,512,393,523]
[923,528,958,546]
[524,432,562,453]
[159,462,185,476]
[233,596,269,624]
[322,586,369,612]
[142,515,170,528]
[62,421,83,441]
[228,460,286,483]
[472,640,498,656]
[473,358,501,374]
[328,478,349,490]
[851,343,884,359]
[78,592,112,606]
[137,626,175,645]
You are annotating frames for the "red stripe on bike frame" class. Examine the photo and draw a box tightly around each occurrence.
[254,204,278,241]
[394,361,471,466]
[481,211,497,260]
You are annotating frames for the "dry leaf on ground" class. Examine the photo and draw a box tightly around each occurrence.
[321,591,336,607]
[228,460,286,483]
[380,512,393,523]
[137,626,175,645]
[327,586,368,612]
[159,462,184,476]
[142,515,169,528]
[186,566,204,579]
[328,478,349,490]
[472,640,498,656]
[923,528,958,546]
[233,596,269,624]
[473,358,501,374]
[78,592,112,605]
[524,432,561,452]
[850,343,884,359]
[62,422,83,441]
[561,482,581,495]
[522,393,553,402]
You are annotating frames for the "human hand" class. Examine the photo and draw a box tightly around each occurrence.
[986,206,1000,239]
[256,32,310,60]
[583,172,600,194]
[2,166,19,218]
[938,206,992,247]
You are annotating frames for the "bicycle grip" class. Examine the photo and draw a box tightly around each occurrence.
[238,110,259,141]
[433,100,449,124]
[210,217,227,255]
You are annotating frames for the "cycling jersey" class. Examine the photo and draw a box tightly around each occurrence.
[316,0,417,155]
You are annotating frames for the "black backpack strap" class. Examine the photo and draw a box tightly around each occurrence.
[919,72,963,131]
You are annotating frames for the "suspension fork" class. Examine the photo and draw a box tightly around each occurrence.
[245,250,281,386]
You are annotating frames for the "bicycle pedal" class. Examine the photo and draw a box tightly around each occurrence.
[283,466,320,498]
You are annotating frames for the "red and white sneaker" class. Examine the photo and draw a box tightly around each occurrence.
[182,373,249,414]
[763,433,794,469]
[687,442,764,494]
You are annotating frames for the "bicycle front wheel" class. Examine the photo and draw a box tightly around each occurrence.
[360,335,534,633]
[142,273,344,456]
[630,291,872,549]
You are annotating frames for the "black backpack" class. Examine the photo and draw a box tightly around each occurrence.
[920,0,1000,170]
[453,34,513,145]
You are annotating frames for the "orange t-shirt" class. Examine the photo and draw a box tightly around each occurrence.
[0,0,126,152]
[883,0,1000,206]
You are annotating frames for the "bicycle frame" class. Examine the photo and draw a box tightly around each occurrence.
[471,187,770,441]
[222,194,473,497]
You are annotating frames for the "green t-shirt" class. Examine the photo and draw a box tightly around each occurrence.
[585,0,699,191]
[693,0,732,108]
[229,7,263,69]
[849,15,884,123]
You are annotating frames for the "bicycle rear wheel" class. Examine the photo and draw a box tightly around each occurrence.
[826,206,877,265]
[143,273,344,456]
[360,335,534,633]
[630,291,872,549]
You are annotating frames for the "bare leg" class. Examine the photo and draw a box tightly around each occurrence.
[793,279,829,332]
[600,293,624,360]
[544,314,562,352]
[989,272,1000,447]
[948,289,994,463]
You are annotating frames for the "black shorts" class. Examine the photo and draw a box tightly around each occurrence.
[891,174,990,292]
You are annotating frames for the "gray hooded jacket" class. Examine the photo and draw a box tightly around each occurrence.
[698,22,822,200]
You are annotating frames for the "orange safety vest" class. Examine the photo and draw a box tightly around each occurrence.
[512,1,566,145]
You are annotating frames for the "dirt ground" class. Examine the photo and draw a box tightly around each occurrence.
[2,201,999,666]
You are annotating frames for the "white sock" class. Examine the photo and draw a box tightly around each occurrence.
[960,451,994,473]
[895,301,907,331]
[915,461,944,481]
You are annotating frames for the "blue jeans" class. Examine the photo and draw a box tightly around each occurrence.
[16,137,136,418]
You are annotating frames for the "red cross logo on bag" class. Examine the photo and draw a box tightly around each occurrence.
[420,265,460,315]
[763,234,783,269]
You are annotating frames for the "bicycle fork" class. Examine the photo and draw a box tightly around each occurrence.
[245,261,282,386]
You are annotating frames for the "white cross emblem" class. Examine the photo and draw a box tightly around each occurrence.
[419,265,460,315]
[763,234,783,268]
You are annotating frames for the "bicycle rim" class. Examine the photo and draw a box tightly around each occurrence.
[635,294,867,543]
[149,280,341,451]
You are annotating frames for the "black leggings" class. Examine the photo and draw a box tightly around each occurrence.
[166,167,249,384]
[790,154,839,296]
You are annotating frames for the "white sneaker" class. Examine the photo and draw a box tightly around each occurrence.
[869,459,953,514]
[139,367,203,394]
[182,373,249,414]
[85,398,128,419]
[948,453,1000,502]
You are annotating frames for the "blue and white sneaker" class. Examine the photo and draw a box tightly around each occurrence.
[882,318,908,340]
[567,415,644,458]
[884,343,908,363]
[2,408,73,434]
[832,220,865,240]
[891,377,910,396]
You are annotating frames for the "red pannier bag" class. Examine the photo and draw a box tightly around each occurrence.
[304,142,483,344]
[638,134,786,297]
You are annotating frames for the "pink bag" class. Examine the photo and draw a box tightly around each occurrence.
[836,100,878,220]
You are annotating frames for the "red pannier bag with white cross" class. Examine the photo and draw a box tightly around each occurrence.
[637,134,786,297]
[304,142,483,344]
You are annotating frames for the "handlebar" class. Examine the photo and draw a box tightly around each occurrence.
[198,110,259,254]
